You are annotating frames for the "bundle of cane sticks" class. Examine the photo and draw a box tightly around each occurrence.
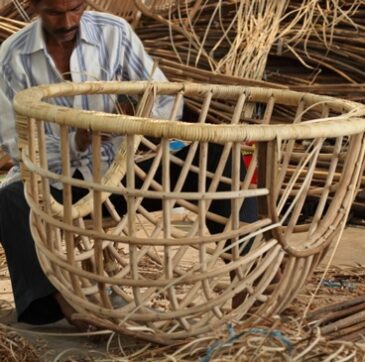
[307,295,365,341]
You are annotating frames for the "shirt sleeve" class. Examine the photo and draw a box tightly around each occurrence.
[0,66,21,161]
[121,21,183,121]
[0,68,91,176]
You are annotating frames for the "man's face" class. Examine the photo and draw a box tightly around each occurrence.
[34,0,86,43]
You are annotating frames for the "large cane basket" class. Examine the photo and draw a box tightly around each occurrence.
[14,81,365,340]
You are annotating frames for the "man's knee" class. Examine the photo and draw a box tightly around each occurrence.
[0,181,26,219]
[0,181,24,203]
[0,183,12,211]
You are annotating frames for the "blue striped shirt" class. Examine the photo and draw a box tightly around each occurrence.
[0,11,181,187]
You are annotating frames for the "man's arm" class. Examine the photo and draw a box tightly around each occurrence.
[121,20,183,121]
[0,68,20,163]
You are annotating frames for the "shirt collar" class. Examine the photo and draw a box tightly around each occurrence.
[19,18,44,55]
[79,12,99,46]
[20,12,99,55]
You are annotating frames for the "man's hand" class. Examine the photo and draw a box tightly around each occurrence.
[75,129,113,152]
[115,99,135,116]
[75,129,91,152]
[0,150,13,171]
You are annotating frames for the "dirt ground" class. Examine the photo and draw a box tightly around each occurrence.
[0,225,364,361]
[322,226,365,267]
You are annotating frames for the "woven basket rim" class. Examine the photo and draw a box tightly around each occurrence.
[14,81,365,142]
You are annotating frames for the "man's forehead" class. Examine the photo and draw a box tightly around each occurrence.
[36,0,85,10]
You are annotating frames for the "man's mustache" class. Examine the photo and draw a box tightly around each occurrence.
[54,27,78,34]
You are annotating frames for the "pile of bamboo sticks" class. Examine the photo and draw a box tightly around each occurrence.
[0,0,32,22]
[0,15,24,42]
[136,0,365,101]
[0,0,29,41]
[307,295,365,341]
[1,1,364,101]
[0,327,39,362]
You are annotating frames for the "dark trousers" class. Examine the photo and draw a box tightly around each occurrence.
[0,143,257,324]
[0,181,63,324]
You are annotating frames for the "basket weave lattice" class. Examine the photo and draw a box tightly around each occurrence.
[14,81,365,340]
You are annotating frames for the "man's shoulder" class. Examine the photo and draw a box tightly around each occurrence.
[82,10,130,31]
[0,21,37,63]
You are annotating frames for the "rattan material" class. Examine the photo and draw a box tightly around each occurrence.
[136,0,178,14]
[85,0,141,28]
[85,0,179,29]
[14,81,365,340]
